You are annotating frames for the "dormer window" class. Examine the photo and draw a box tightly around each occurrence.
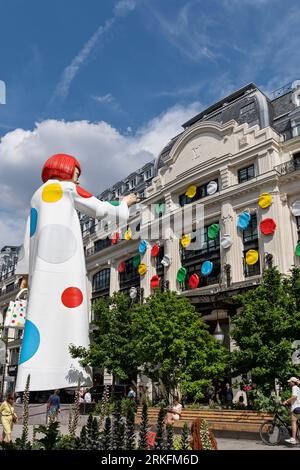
[115,187,122,197]
[129,178,136,190]
[144,168,152,181]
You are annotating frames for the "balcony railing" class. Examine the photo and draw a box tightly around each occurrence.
[275,159,300,176]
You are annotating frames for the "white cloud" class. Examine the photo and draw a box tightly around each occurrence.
[0,102,200,248]
[114,0,136,16]
[92,93,115,104]
[53,1,136,100]
[148,0,216,63]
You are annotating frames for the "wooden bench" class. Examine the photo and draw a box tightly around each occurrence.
[135,408,273,433]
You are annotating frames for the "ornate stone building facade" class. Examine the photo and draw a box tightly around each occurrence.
[1,80,300,396]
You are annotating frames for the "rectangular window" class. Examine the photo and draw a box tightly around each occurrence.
[6,282,15,293]
[94,237,112,253]
[293,152,300,169]
[179,179,218,206]
[155,245,164,281]
[119,257,140,291]
[238,164,255,184]
[92,268,110,293]
[181,222,221,290]
[243,214,260,277]
[144,169,152,180]
[129,178,136,190]
[10,348,20,365]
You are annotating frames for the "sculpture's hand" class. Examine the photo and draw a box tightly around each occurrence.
[123,193,138,208]
[20,275,28,289]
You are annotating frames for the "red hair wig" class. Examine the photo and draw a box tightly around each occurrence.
[41,153,81,183]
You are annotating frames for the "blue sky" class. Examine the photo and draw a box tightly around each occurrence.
[0,0,300,247]
[1,0,299,134]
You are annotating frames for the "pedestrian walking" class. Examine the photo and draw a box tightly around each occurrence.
[225,383,233,408]
[47,389,61,423]
[283,377,300,445]
[0,393,18,443]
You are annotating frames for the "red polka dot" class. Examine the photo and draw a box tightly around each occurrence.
[61,287,83,308]
[76,186,93,198]
[112,232,120,245]
[151,245,160,257]
[118,262,126,273]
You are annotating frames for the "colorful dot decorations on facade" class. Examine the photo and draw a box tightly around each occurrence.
[133,254,141,268]
[76,186,93,198]
[108,200,121,206]
[161,255,172,267]
[155,202,166,215]
[111,232,120,245]
[208,223,220,240]
[291,201,300,216]
[61,287,83,309]
[138,263,147,276]
[258,193,272,209]
[37,225,77,264]
[42,183,63,203]
[201,261,213,276]
[185,185,197,199]
[220,234,232,249]
[124,228,132,241]
[260,218,277,235]
[245,249,259,265]
[118,261,126,273]
[151,245,160,257]
[237,211,251,230]
[150,275,160,289]
[207,181,218,195]
[139,240,148,254]
[189,273,200,289]
[177,267,187,282]
[295,243,300,257]
[19,320,40,364]
[181,234,191,248]
[30,208,38,237]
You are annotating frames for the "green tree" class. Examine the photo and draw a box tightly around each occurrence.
[70,292,139,386]
[132,291,228,400]
[230,267,300,393]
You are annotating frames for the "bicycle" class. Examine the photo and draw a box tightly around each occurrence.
[259,405,299,446]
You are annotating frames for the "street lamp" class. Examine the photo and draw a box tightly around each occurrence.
[213,310,224,343]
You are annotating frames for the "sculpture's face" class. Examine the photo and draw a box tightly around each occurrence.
[72,166,80,184]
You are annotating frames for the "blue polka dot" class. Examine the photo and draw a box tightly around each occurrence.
[30,208,38,237]
[19,320,40,364]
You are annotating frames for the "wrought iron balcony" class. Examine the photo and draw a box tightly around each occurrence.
[275,159,300,176]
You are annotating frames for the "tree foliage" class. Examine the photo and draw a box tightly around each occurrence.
[230,267,300,392]
[70,292,139,382]
[132,291,228,399]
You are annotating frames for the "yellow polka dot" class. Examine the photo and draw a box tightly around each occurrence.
[42,183,63,203]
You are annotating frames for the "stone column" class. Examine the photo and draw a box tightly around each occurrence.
[221,201,244,283]
[109,260,119,296]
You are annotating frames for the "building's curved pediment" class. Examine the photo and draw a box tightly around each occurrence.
[167,121,237,174]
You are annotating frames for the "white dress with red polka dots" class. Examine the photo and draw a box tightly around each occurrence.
[15,179,129,392]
